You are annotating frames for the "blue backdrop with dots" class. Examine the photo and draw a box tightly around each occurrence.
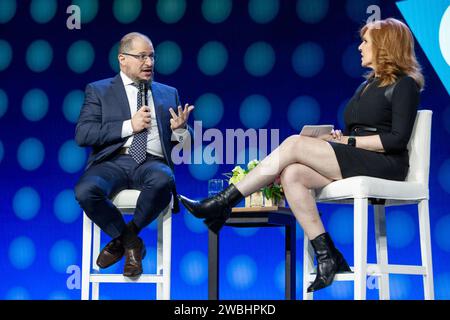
[1,0,449,300]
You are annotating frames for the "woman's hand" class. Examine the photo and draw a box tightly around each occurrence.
[318,129,343,142]
[333,135,349,144]
[331,129,343,140]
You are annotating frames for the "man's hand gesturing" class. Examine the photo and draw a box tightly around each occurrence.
[169,104,194,130]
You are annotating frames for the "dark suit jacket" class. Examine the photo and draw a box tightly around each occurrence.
[75,74,193,212]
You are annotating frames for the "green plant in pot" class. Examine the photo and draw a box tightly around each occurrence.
[224,159,285,207]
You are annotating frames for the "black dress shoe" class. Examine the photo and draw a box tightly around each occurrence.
[178,184,244,232]
[307,232,352,292]
[123,237,146,277]
[96,238,125,269]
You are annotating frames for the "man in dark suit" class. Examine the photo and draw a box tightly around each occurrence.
[75,32,193,277]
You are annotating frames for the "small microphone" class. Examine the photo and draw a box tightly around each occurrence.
[138,81,149,107]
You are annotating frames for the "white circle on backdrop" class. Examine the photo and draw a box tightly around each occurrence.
[440,6,450,67]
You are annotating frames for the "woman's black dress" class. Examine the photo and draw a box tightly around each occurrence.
[329,75,420,181]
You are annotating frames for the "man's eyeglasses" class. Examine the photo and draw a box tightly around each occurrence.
[121,52,156,62]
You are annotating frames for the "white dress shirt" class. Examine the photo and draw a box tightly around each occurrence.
[120,71,189,159]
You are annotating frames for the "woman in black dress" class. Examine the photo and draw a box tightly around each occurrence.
[180,18,424,292]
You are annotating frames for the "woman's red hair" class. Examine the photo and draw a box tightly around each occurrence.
[361,18,425,90]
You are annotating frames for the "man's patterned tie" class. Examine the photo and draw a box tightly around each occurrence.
[129,83,148,164]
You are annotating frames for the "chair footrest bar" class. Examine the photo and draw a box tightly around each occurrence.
[306,271,355,282]
[90,274,164,283]
[367,264,426,275]
[306,264,426,282]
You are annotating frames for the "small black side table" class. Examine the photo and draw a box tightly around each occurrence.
[208,206,297,300]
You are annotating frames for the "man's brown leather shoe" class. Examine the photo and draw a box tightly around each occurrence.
[123,237,146,277]
[96,238,125,269]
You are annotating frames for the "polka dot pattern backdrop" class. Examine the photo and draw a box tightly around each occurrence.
[0,0,448,300]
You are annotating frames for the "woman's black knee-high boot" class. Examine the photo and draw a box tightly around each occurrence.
[178,184,244,232]
[307,232,352,292]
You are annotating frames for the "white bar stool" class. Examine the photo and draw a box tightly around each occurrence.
[303,110,434,300]
[81,190,173,300]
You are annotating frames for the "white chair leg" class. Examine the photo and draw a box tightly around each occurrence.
[162,209,172,300]
[91,224,101,300]
[156,207,172,300]
[374,204,390,300]
[418,200,434,300]
[81,213,92,300]
[156,211,164,300]
[353,198,368,300]
[303,232,314,300]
